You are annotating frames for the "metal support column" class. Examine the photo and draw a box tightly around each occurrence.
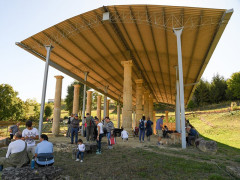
[39,45,53,136]
[173,28,186,149]
[81,72,88,136]
[175,66,181,133]
[117,95,121,129]
[103,86,108,118]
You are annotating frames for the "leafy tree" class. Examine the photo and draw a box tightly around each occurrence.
[209,74,227,103]
[92,91,99,110]
[226,72,240,100]
[65,81,89,115]
[44,104,53,118]
[193,79,210,106]
[33,104,40,121]
[0,84,26,121]
[187,100,196,110]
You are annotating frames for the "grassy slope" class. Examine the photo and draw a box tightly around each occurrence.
[187,110,240,149]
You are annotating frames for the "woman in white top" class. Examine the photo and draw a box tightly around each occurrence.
[94,118,104,154]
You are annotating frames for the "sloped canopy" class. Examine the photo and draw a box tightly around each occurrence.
[16,5,233,105]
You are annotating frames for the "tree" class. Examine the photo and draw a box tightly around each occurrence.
[0,84,26,121]
[193,79,210,106]
[226,72,240,100]
[209,74,227,103]
[44,104,53,118]
[65,81,89,115]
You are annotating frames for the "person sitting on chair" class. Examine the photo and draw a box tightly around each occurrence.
[35,134,54,167]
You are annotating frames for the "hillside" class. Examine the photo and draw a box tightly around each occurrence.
[187,110,240,149]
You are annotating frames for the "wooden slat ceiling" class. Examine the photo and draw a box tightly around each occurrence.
[17,5,233,105]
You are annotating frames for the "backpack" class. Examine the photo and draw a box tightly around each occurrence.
[139,119,145,130]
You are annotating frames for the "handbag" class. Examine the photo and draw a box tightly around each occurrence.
[110,135,115,145]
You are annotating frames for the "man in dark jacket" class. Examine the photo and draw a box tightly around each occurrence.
[71,114,80,144]
[86,113,94,142]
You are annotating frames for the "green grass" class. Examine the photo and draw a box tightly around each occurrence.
[187,110,240,149]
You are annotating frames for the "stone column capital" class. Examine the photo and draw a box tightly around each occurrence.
[87,91,93,94]
[121,60,133,66]
[54,75,64,79]
[135,79,143,84]
[153,99,156,103]
[97,95,102,98]
[149,94,153,98]
[73,84,81,88]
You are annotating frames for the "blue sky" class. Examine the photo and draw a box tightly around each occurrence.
[0,0,239,103]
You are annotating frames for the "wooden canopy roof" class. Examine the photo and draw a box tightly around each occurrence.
[17,5,233,105]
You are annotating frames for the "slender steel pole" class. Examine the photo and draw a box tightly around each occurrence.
[39,45,53,136]
[103,86,108,118]
[81,72,88,136]
[117,95,121,129]
[175,66,181,133]
[173,28,186,149]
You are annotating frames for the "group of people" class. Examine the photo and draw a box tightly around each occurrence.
[0,121,54,170]
[66,113,116,162]
[138,115,169,146]
[138,116,154,143]
[1,114,199,169]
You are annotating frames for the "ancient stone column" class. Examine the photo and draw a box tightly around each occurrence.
[135,79,143,127]
[97,95,102,120]
[121,60,133,131]
[117,104,121,128]
[165,111,169,123]
[153,111,156,135]
[86,91,92,115]
[144,90,150,117]
[148,94,153,121]
[52,75,64,135]
[132,108,136,129]
[72,84,81,115]
[106,99,110,117]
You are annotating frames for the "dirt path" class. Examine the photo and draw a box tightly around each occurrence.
[200,116,215,127]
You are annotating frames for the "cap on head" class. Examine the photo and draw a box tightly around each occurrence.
[75,114,78,117]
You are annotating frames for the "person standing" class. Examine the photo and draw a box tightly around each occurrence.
[35,134,54,167]
[139,116,147,143]
[71,114,80,144]
[66,114,74,138]
[94,118,104,154]
[22,121,39,157]
[86,113,94,142]
[146,117,153,141]
[9,122,20,140]
[76,139,85,163]
[156,115,164,145]
[104,117,115,149]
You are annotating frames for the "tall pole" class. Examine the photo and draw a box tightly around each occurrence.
[39,45,53,136]
[175,66,181,133]
[103,86,108,118]
[117,95,121,129]
[81,72,88,136]
[174,28,186,149]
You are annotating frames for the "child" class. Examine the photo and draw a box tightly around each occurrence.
[76,139,85,162]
